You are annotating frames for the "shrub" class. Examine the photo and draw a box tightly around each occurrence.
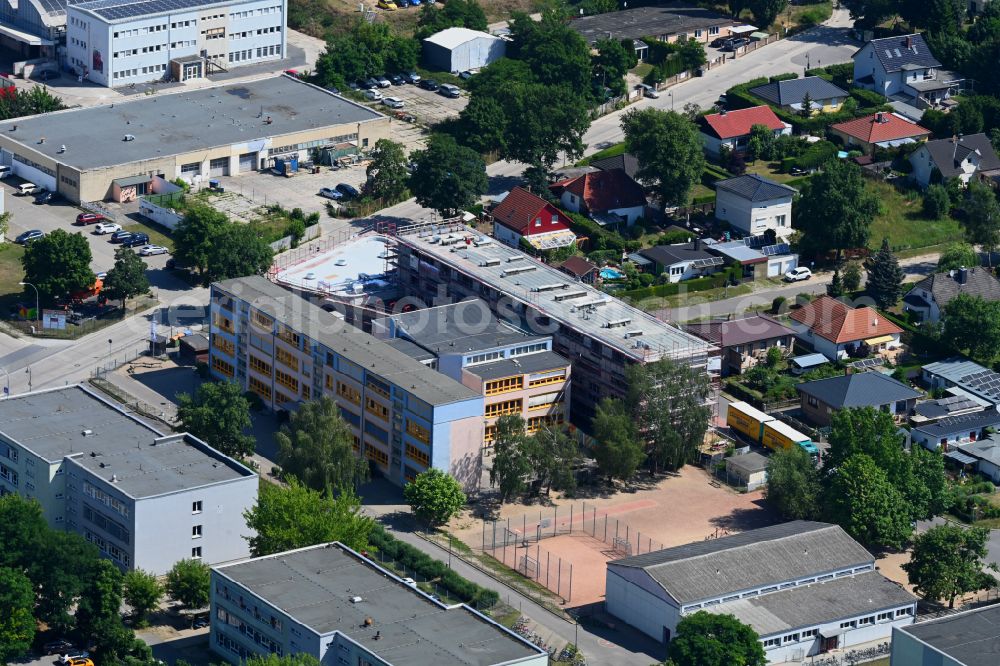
[772,296,787,314]
[780,157,796,173]
[924,184,951,219]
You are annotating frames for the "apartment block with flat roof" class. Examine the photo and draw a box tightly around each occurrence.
[210,542,548,666]
[0,385,258,574]
[374,300,572,449]
[209,276,485,489]
[393,224,713,426]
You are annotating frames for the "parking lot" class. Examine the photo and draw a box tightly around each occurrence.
[358,81,468,126]
[215,161,370,218]
[1,178,170,275]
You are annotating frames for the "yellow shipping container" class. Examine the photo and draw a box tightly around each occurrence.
[726,401,773,444]
[762,420,810,452]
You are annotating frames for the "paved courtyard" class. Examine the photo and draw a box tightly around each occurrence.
[452,466,778,608]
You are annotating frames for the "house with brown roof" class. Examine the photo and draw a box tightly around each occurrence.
[829,112,931,155]
[556,256,599,284]
[698,105,791,157]
[549,170,648,226]
[489,187,577,251]
[788,295,903,361]
[904,266,1000,323]
[684,314,795,376]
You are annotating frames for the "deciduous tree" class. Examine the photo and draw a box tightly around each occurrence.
[960,181,1000,261]
[490,415,531,503]
[404,468,467,525]
[165,559,211,609]
[937,242,979,272]
[842,262,863,291]
[943,294,1000,364]
[867,237,905,308]
[764,445,822,520]
[243,478,375,555]
[20,229,93,304]
[173,204,228,277]
[525,426,579,495]
[103,246,150,310]
[824,454,912,550]
[0,567,34,662]
[666,611,766,666]
[365,139,409,204]
[123,569,164,628]
[592,398,645,482]
[622,108,706,206]
[746,123,777,162]
[75,560,129,660]
[203,222,274,283]
[903,524,998,608]
[748,0,788,28]
[177,380,256,460]
[796,160,879,260]
[409,134,487,217]
[276,396,369,495]
[627,359,712,472]
[593,37,636,97]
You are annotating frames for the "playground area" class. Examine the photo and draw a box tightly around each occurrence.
[456,466,776,608]
[272,234,394,294]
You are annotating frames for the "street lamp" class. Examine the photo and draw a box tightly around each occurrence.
[0,366,9,398]
[18,281,39,324]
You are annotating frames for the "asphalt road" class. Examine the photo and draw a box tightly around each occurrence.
[368,7,860,224]
[660,253,942,322]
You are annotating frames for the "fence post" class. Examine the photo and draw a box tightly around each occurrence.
[568,563,573,603]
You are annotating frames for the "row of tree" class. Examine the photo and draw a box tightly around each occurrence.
[19,230,151,308]
[592,360,713,482]
[766,406,946,550]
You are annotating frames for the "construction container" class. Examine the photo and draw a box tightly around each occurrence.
[726,401,774,444]
[762,419,813,454]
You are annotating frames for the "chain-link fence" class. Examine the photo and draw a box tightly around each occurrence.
[479,502,666,602]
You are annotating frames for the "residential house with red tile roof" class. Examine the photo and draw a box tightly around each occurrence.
[829,111,931,155]
[549,170,648,226]
[788,295,903,360]
[697,105,790,157]
[489,187,577,251]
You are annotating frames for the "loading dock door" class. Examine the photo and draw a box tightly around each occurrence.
[209,157,229,177]
[239,152,257,172]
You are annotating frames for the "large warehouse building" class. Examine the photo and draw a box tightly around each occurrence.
[422,27,506,73]
[66,0,288,87]
[0,74,389,203]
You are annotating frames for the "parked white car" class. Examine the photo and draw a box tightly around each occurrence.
[363,89,383,101]
[784,267,812,282]
[138,244,169,256]
[381,96,404,109]
[638,84,660,99]
[94,222,122,235]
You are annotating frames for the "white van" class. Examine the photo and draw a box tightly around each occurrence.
[17,182,37,196]
[0,166,11,179]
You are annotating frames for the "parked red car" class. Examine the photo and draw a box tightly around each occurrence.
[75,213,105,225]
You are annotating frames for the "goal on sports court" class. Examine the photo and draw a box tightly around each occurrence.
[612,536,633,557]
[519,555,539,578]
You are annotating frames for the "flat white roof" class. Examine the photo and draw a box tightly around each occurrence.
[728,401,772,424]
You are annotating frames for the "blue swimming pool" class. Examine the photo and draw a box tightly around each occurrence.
[600,268,624,280]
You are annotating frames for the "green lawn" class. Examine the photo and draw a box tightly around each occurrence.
[631,63,653,80]
[867,180,963,252]
[0,242,26,312]
[123,220,174,251]
[743,160,806,185]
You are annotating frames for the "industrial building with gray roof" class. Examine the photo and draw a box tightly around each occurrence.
[0,74,390,203]
[605,521,917,659]
[211,542,547,666]
[0,385,258,573]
